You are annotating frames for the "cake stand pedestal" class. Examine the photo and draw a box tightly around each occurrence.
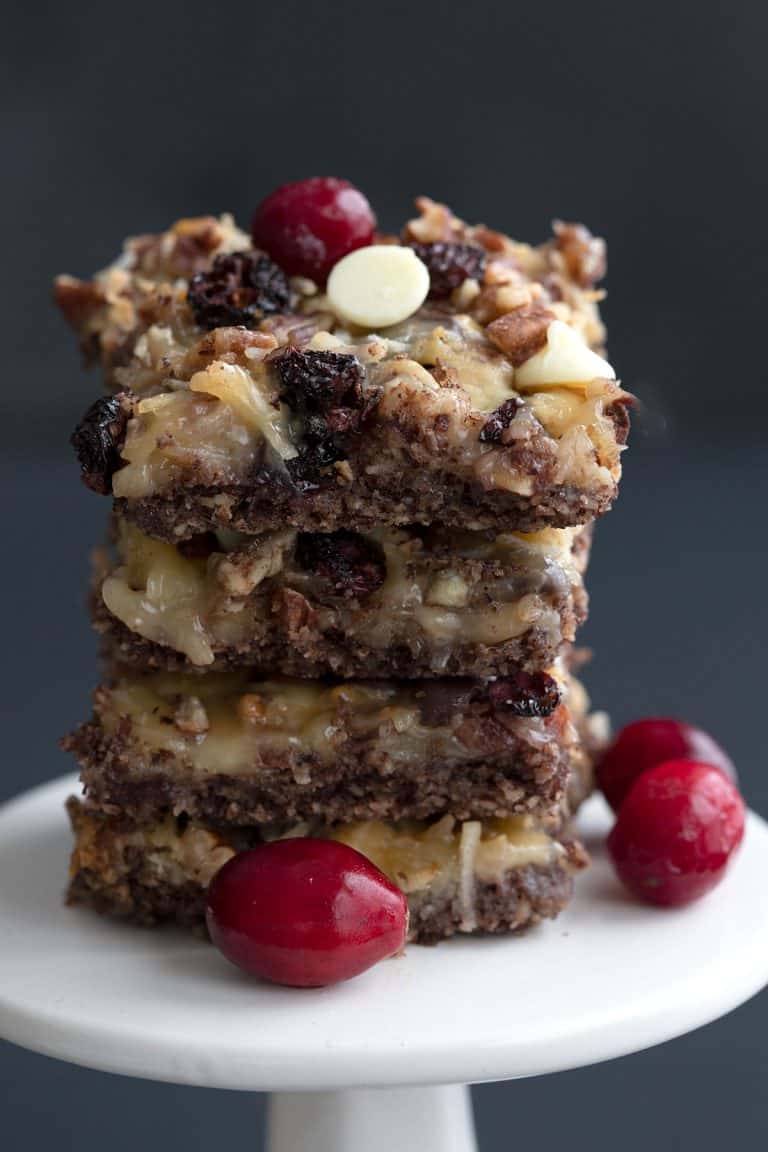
[1,776,767,1152]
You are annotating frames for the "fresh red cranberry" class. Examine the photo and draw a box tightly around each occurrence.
[251,178,376,283]
[206,838,408,987]
[607,759,746,907]
[597,717,736,812]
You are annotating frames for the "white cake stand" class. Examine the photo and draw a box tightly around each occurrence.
[1,775,767,1152]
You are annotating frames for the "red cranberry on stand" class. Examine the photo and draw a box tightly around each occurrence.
[206,838,408,987]
[597,717,736,813]
[607,759,745,907]
[251,177,376,283]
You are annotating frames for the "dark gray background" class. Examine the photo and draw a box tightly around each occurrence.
[1,1,766,1147]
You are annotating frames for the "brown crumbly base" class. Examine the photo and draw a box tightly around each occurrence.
[63,718,575,827]
[98,611,584,680]
[65,799,587,943]
[120,475,617,541]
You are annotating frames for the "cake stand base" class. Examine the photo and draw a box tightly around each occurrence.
[0,775,766,1152]
[268,1085,476,1152]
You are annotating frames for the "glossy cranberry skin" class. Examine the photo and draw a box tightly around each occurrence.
[607,759,746,907]
[597,717,736,812]
[206,838,408,987]
[251,178,376,283]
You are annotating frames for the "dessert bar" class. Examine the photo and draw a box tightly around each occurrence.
[60,201,630,537]
[94,518,589,678]
[62,671,593,828]
[58,180,626,963]
[67,800,588,943]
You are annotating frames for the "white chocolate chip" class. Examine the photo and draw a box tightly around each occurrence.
[327,245,430,329]
[515,319,615,389]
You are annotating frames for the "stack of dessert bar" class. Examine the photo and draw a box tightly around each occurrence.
[57,197,629,942]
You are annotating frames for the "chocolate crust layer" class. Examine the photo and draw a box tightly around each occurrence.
[98,609,585,681]
[118,474,616,541]
[66,798,586,943]
[63,716,575,827]
[67,858,579,944]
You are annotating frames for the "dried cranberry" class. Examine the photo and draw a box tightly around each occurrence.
[285,446,338,490]
[276,348,366,414]
[276,348,377,486]
[410,242,487,298]
[487,672,560,718]
[607,759,745,907]
[71,395,129,495]
[251,178,376,283]
[478,397,524,443]
[296,531,386,597]
[187,251,289,330]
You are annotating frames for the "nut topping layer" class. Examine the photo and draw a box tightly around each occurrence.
[57,200,630,536]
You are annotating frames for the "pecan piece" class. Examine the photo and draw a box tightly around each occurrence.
[553,221,606,287]
[295,531,386,598]
[187,251,289,330]
[478,397,524,443]
[70,395,130,495]
[410,242,487,298]
[487,672,561,718]
[54,275,104,332]
[273,587,315,634]
[485,305,554,367]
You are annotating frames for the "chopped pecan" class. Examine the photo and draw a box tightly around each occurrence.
[187,251,290,330]
[553,221,606,287]
[295,531,386,598]
[273,587,315,633]
[213,532,291,596]
[485,305,554,367]
[487,671,561,718]
[401,197,465,244]
[131,216,224,279]
[430,362,459,389]
[54,275,104,332]
[260,311,336,347]
[410,242,487,298]
[478,397,524,443]
[70,394,130,495]
[606,398,631,445]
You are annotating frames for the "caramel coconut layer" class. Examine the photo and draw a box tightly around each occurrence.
[95,518,590,678]
[67,800,588,943]
[59,201,630,537]
[62,669,595,827]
